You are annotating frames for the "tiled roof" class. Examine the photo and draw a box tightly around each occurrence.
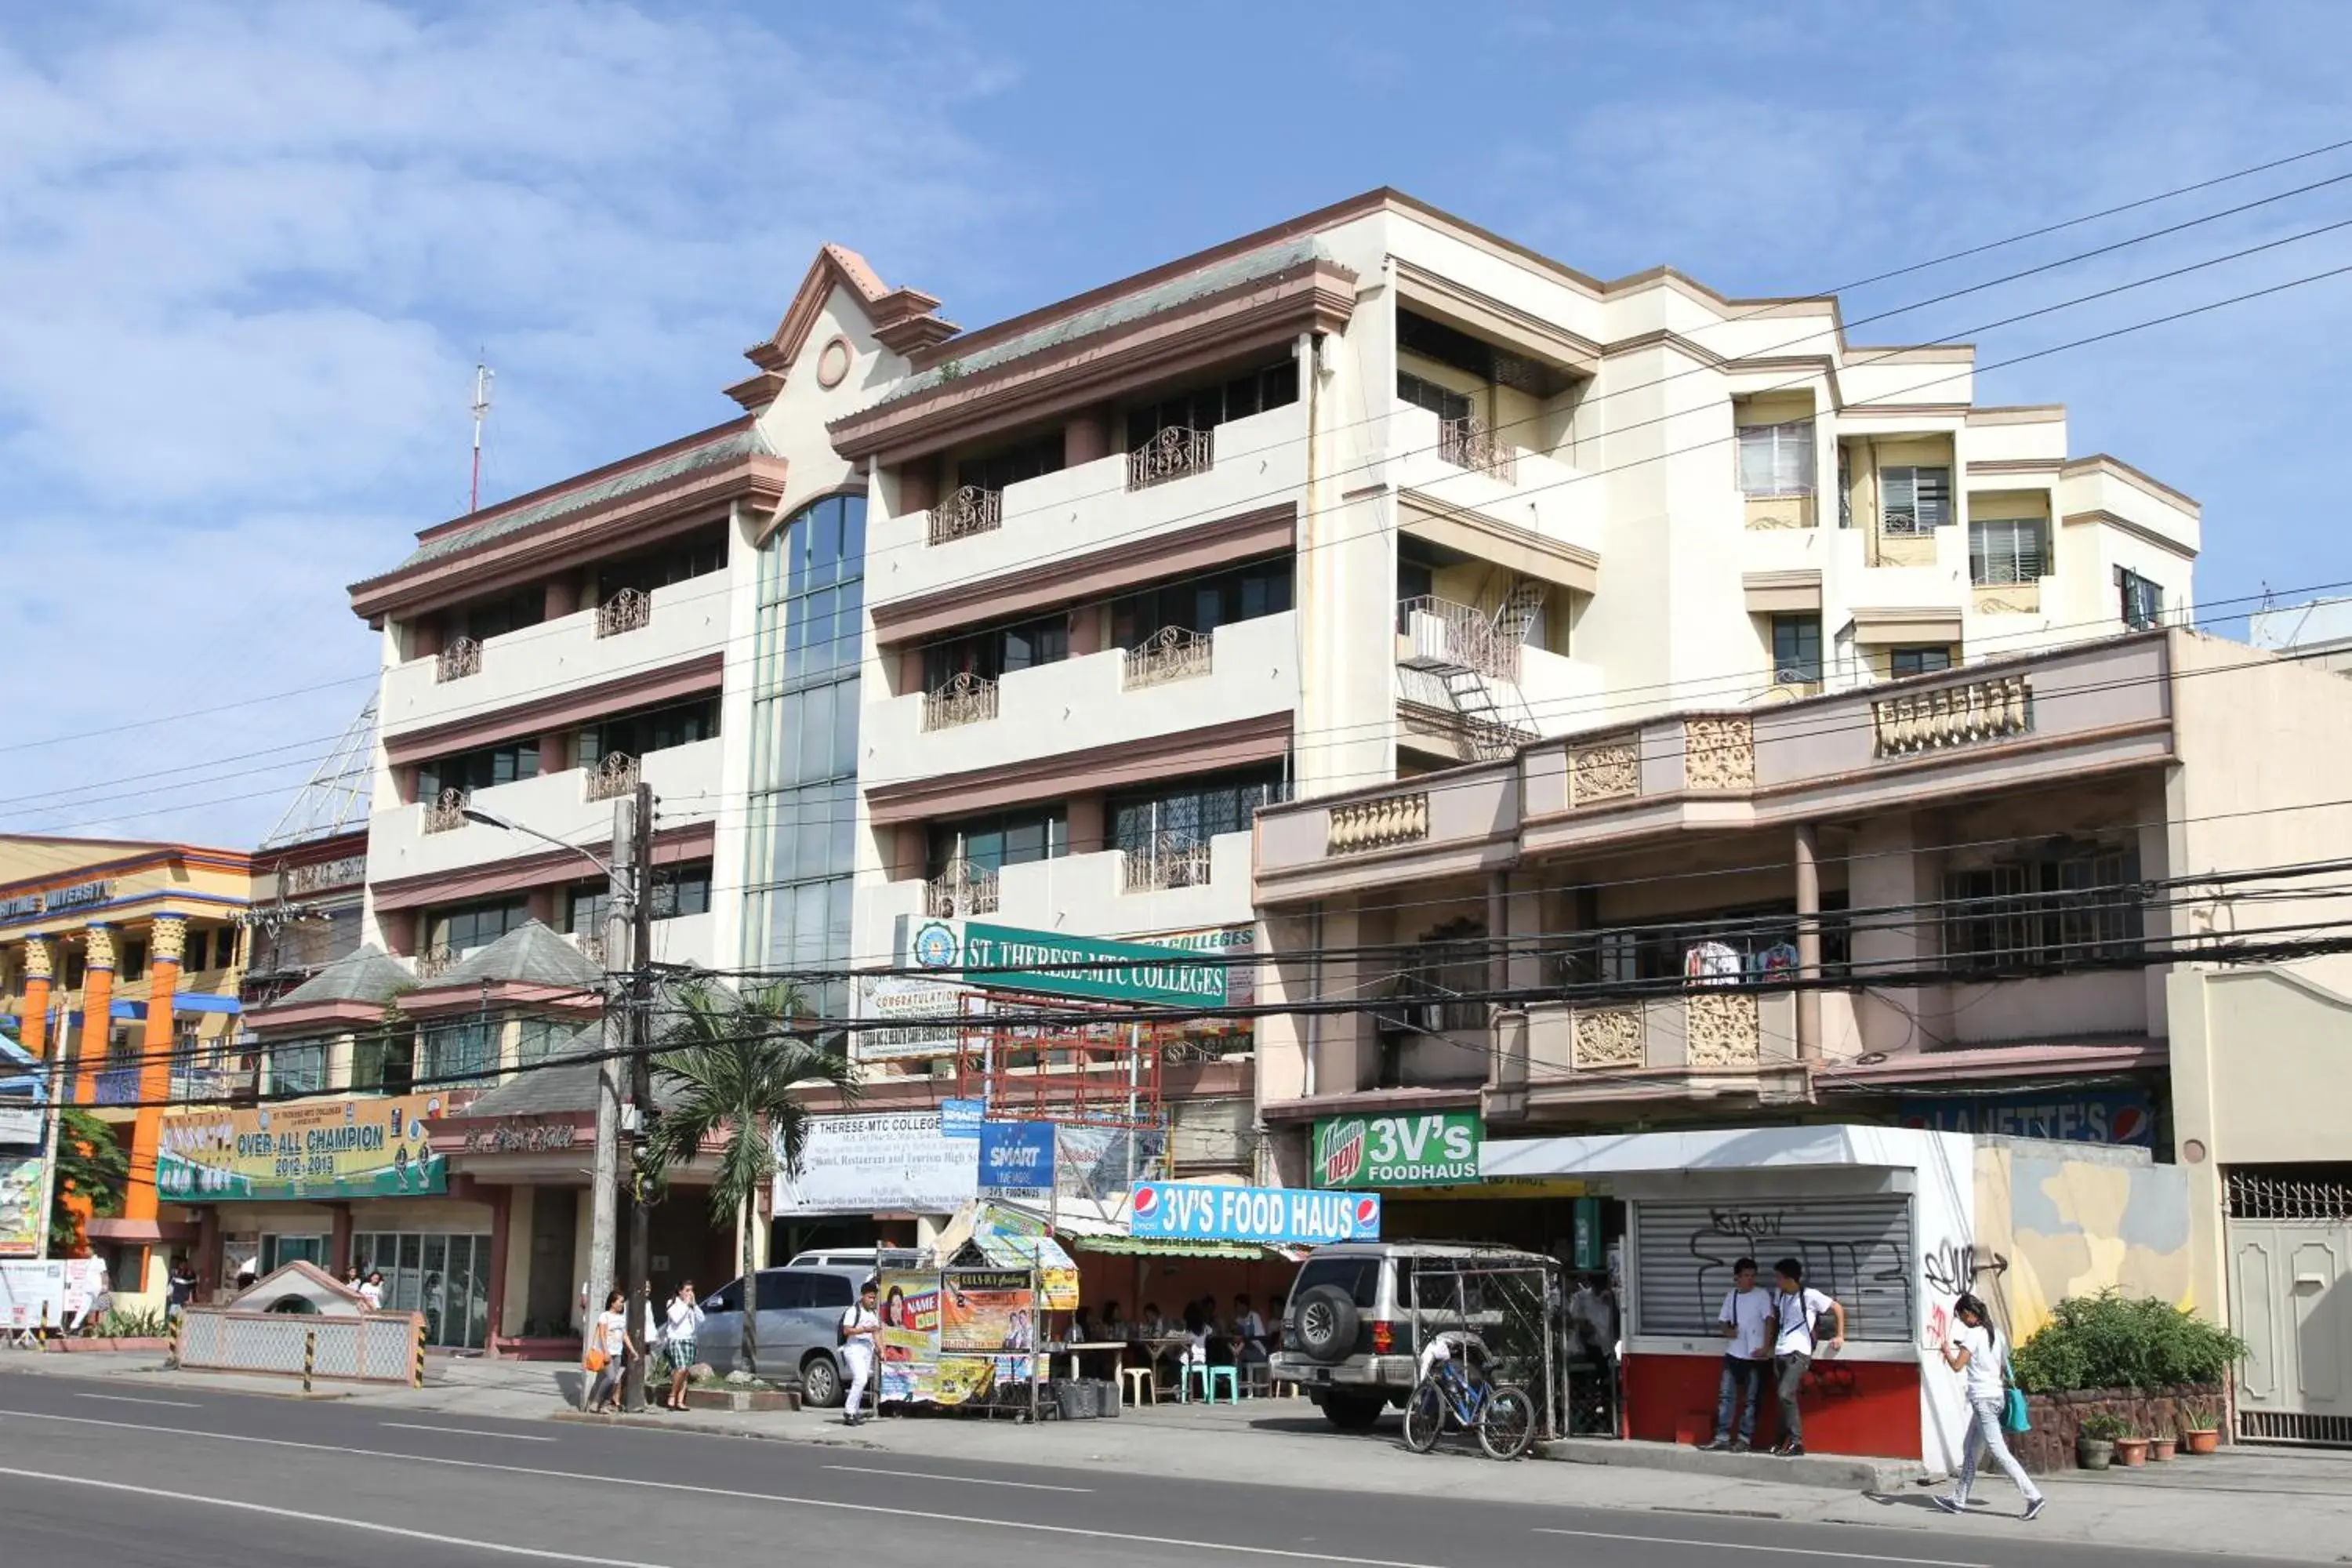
[272,945,416,1007]
[433,920,604,991]
[873,238,1334,408]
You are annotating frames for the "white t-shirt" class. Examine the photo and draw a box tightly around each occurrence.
[358,1280,384,1310]
[666,1298,704,1336]
[1954,1322,2003,1402]
[594,1308,629,1359]
[1718,1287,1773,1359]
[1772,1287,1835,1356]
[840,1303,878,1362]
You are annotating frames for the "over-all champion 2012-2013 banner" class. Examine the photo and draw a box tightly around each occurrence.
[1127,1180,1381,1248]
[156,1094,448,1202]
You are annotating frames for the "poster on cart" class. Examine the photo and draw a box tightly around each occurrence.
[876,1269,942,1404]
[1128,1181,1381,1247]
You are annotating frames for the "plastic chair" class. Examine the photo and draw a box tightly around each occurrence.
[1185,1363,1239,1404]
[1241,1359,1273,1399]
[1120,1367,1156,1407]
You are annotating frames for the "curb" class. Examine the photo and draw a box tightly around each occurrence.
[1536,1436,1922,1494]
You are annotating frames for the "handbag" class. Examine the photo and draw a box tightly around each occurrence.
[583,1349,609,1374]
[2000,1348,2031,1433]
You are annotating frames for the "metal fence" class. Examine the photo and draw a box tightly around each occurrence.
[175,1308,425,1386]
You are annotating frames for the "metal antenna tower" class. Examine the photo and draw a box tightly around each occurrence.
[259,697,377,849]
[470,358,495,513]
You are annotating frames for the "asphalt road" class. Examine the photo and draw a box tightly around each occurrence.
[0,1371,2309,1568]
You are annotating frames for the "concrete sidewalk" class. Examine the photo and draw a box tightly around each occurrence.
[7,1350,2350,1562]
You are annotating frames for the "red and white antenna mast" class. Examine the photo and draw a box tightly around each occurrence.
[469,358,495,513]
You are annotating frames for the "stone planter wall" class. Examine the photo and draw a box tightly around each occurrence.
[2015,1385,2227,1474]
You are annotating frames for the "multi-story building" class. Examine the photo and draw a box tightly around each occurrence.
[829,190,2194,1152]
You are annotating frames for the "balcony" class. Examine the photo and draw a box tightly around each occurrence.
[862,832,1256,954]
[423,788,471,833]
[94,1068,141,1106]
[585,752,640,803]
[866,612,1298,786]
[925,857,1000,918]
[1121,834,1213,893]
[1399,597,1519,681]
[872,401,1308,612]
[382,576,727,746]
[1385,404,1604,550]
[1123,627,1213,690]
[1127,426,1214,491]
[1484,989,1806,1120]
[415,946,459,978]
[1438,415,1515,483]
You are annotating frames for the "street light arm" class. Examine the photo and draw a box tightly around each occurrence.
[460,808,633,893]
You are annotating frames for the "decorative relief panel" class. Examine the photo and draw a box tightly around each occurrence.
[1682,716,1756,791]
[1685,992,1762,1067]
[1569,735,1639,808]
[1572,1005,1645,1071]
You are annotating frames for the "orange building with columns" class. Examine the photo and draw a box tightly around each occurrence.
[0,837,256,1306]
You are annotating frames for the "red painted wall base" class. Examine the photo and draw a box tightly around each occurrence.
[1624,1352,1922,1459]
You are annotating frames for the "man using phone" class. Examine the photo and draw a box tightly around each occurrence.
[1768,1258,1845,1456]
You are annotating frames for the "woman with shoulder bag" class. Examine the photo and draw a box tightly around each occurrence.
[1934,1293,2045,1521]
[583,1290,636,1414]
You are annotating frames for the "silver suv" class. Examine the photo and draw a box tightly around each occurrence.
[1270,1240,1560,1431]
[692,1264,873,1407]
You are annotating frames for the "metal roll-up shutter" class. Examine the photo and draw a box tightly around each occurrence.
[1632,1196,1913,1344]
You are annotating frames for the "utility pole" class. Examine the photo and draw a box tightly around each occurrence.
[622,777,657,1413]
[31,1011,66,1263]
[583,792,635,1381]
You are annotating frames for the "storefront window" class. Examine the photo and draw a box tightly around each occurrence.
[352,1229,492,1348]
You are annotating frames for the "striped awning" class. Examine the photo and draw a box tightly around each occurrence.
[1071,1236,1296,1261]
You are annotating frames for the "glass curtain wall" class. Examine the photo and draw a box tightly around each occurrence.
[743,495,866,1016]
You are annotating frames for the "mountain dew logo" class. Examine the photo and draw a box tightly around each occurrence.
[1317,1118,1367,1187]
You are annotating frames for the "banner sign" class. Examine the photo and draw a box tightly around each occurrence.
[939,1099,985,1139]
[877,1269,943,1404]
[0,1105,42,1147]
[772,1112,977,1215]
[855,975,977,1061]
[0,1258,104,1328]
[1897,1090,2154,1147]
[1314,1110,1481,1189]
[1129,1181,1381,1247]
[977,1120,1056,1200]
[908,918,1227,1008]
[1,1155,42,1256]
[1054,1123,1167,1200]
[156,1094,447,1203]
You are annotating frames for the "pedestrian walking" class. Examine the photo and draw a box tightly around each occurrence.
[1766,1258,1844,1456]
[662,1282,703,1411]
[358,1270,386,1311]
[1700,1257,1773,1452]
[839,1278,880,1425]
[583,1289,635,1414]
[1934,1293,2046,1522]
[165,1257,197,1323]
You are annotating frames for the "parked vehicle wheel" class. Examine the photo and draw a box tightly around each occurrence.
[1319,1392,1387,1432]
[1402,1377,1447,1453]
[1292,1285,1361,1363]
[1478,1384,1537,1460]
[800,1352,842,1408]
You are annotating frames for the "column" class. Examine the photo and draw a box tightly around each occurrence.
[125,916,186,1224]
[1794,825,1822,1062]
[197,1206,223,1301]
[485,1185,513,1356]
[328,1201,354,1279]
[19,937,52,1058]
[72,924,116,1107]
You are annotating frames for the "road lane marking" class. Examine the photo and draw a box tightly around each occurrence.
[0,1408,1446,1567]
[0,1467,673,1567]
[383,1422,556,1443]
[72,1393,201,1408]
[1534,1528,1984,1566]
[821,1464,1090,1493]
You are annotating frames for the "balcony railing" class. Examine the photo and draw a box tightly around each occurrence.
[1398,596,1521,681]
[437,637,482,683]
[1127,426,1214,491]
[572,931,608,966]
[423,787,472,833]
[924,858,1000,918]
[595,587,652,638]
[586,751,640,803]
[923,671,999,731]
[1438,415,1516,482]
[169,1066,254,1104]
[1327,792,1430,855]
[927,485,1003,546]
[414,946,459,978]
[1121,834,1213,893]
[1122,626,1214,690]
[1871,674,2034,758]
[94,1068,141,1105]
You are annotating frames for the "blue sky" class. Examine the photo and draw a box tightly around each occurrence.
[4,0,2349,846]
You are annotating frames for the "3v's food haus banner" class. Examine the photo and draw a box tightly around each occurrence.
[157,1094,448,1203]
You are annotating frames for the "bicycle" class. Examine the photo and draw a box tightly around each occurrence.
[1402,1352,1537,1460]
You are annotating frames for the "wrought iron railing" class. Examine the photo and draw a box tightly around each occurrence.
[1396,596,1522,681]
[1121,835,1213,892]
[926,485,1003,545]
[1438,415,1516,481]
[414,946,459,978]
[586,751,640,803]
[594,586,651,637]
[1127,426,1214,491]
[423,787,471,833]
[437,637,482,682]
[1122,626,1213,689]
[924,858,1000,917]
[922,670,999,731]
[94,1068,141,1105]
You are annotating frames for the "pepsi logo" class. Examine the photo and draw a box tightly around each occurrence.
[1353,1196,1379,1229]
[1132,1185,1160,1218]
[2111,1105,2147,1144]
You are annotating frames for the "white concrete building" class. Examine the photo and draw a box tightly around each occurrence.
[828,189,2199,1036]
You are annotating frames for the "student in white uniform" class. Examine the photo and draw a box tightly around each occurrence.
[1701,1257,1774,1452]
[839,1279,881,1425]
[1935,1293,2045,1521]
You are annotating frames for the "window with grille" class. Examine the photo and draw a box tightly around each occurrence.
[1396,372,1472,423]
[2118,568,2164,630]
[1943,848,2143,971]
[1882,466,1952,535]
[418,1021,494,1087]
[1737,420,1816,497]
[1771,614,1823,685]
[1969,517,2047,585]
[653,862,713,920]
[271,1037,329,1096]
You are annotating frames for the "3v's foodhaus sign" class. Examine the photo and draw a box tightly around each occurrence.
[1129,1181,1380,1247]
[1313,1111,1481,1189]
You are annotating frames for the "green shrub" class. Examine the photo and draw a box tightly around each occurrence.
[95,1307,170,1338]
[2012,1292,2245,1393]
[2079,1412,2128,1440]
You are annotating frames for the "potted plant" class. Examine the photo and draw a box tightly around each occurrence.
[2180,1402,2222,1455]
[2114,1422,2151,1467]
[2078,1411,2125,1470]
[2147,1428,2177,1461]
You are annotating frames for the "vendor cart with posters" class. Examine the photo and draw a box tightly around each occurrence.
[876,1260,1044,1420]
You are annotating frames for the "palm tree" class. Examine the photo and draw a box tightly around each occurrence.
[638,980,857,1377]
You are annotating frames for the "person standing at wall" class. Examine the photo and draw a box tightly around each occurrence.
[1767,1258,1844,1457]
[662,1281,702,1412]
[1935,1293,2046,1521]
[839,1278,881,1426]
[1701,1258,1773,1452]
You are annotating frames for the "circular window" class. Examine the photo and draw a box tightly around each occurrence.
[815,336,853,390]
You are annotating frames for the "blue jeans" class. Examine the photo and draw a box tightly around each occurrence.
[1715,1355,1766,1443]
[1955,1396,2042,1504]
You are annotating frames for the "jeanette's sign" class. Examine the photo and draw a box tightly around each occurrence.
[157,1094,448,1202]
[1129,1181,1381,1248]
[1315,1110,1481,1189]
[1898,1090,2154,1147]
[906,918,1228,1008]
